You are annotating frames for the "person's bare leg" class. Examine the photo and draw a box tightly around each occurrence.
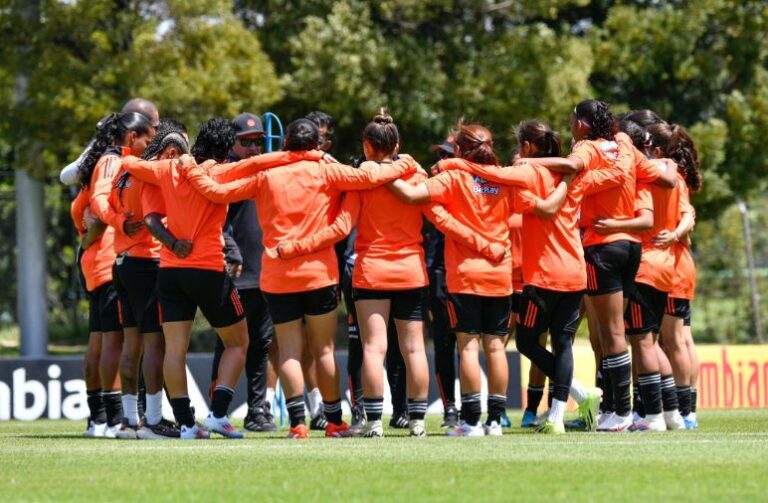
[356,300,389,399]
[84,332,104,426]
[100,329,124,426]
[456,333,482,426]
[394,318,429,401]
[141,331,165,426]
[162,321,192,398]
[118,326,143,425]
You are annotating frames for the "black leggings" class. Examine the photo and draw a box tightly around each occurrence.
[429,266,456,408]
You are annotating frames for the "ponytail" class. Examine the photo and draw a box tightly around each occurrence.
[455,122,498,165]
[647,122,702,193]
[515,120,562,158]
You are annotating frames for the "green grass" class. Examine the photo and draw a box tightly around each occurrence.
[1,410,767,502]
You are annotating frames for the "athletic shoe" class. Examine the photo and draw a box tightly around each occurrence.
[115,419,139,440]
[180,424,210,440]
[389,411,410,429]
[84,421,107,438]
[577,387,602,432]
[350,404,366,435]
[664,410,686,431]
[409,419,426,437]
[499,410,512,428]
[632,410,643,423]
[564,417,587,430]
[285,424,309,439]
[596,412,615,431]
[483,421,503,437]
[631,413,667,432]
[309,413,328,431]
[598,413,632,432]
[535,419,565,435]
[203,414,244,439]
[684,413,698,430]
[244,411,278,433]
[446,421,485,437]
[137,418,180,439]
[362,419,384,438]
[103,424,120,439]
[521,410,538,428]
[534,410,548,427]
[441,406,459,429]
[325,421,354,438]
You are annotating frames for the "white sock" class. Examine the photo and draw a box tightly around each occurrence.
[549,398,567,423]
[307,388,322,417]
[145,392,163,425]
[266,387,275,412]
[569,378,587,403]
[122,394,139,426]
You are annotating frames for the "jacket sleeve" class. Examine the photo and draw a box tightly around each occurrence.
[206,150,326,182]
[185,165,261,204]
[439,158,534,188]
[121,156,169,185]
[89,157,126,232]
[579,162,629,196]
[422,202,505,262]
[324,157,417,191]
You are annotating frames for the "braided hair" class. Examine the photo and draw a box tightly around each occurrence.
[574,99,618,142]
[647,123,702,192]
[191,118,236,163]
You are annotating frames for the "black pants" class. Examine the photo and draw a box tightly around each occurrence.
[429,266,456,408]
[211,288,274,414]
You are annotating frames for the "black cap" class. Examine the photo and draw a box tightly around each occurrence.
[431,140,455,155]
[232,113,264,136]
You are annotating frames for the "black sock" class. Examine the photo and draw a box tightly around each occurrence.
[486,394,506,425]
[604,351,632,417]
[364,397,384,422]
[661,375,679,411]
[691,388,698,413]
[169,396,195,428]
[526,386,544,414]
[87,388,106,424]
[211,385,234,418]
[286,395,306,428]
[637,372,662,415]
[407,399,428,421]
[547,384,554,410]
[102,389,123,426]
[323,399,343,425]
[600,359,615,413]
[461,392,481,426]
[633,385,645,417]
[677,386,692,416]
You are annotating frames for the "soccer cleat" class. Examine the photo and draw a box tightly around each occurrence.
[596,412,615,431]
[362,419,384,438]
[103,424,120,439]
[598,413,632,432]
[499,410,512,428]
[632,410,643,423]
[441,406,459,429]
[180,424,210,440]
[446,421,485,437]
[564,417,587,430]
[115,419,139,440]
[409,419,426,438]
[390,410,410,429]
[243,411,278,433]
[309,413,328,431]
[350,404,366,435]
[684,413,698,430]
[137,418,180,439]
[204,414,244,439]
[84,421,107,438]
[483,421,503,437]
[325,421,355,438]
[285,424,309,439]
[577,387,602,432]
[520,410,538,428]
[534,419,565,435]
[664,410,686,431]
[631,413,667,432]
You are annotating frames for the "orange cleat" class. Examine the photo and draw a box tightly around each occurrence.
[325,421,354,438]
[286,424,309,439]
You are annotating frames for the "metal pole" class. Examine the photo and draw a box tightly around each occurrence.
[737,198,763,343]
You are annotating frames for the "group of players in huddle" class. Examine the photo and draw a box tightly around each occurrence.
[63,96,701,439]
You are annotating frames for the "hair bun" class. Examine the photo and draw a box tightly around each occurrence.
[373,107,393,125]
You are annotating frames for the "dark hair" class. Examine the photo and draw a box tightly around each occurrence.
[455,122,498,165]
[141,118,189,160]
[191,118,236,163]
[574,99,617,141]
[623,109,666,128]
[619,120,651,151]
[305,111,334,130]
[515,120,561,157]
[284,119,320,151]
[647,123,702,192]
[79,112,153,188]
[362,107,399,156]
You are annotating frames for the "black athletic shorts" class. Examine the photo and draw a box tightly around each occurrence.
[353,287,427,321]
[666,297,692,327]
[88,282,122,333]
[584,240,642,296]
[263,285,339,325]
[157,268,245,328]
[447,293,511,336]
[625,282,668,336]
[516,286,583,339]
[113,256,161,333]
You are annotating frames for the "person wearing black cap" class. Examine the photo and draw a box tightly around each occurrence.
[209,112,278,432]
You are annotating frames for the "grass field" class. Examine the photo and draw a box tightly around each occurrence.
[1,410,767,502]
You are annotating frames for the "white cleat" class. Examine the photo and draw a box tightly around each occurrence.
[409,419,426,438]
[483,421,503,437]
[598,413,632,432]
[114,420,139,440]
[180,424,210,440]
[84,421,107,438]
[362,419,384,438]
[596,412,615,431]
[631,413,667,432]
[203,414,244,439]
[446,421,485,437]
[103,424,120,439]
[664,410,686,430]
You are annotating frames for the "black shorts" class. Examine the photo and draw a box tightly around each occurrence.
[625,282,668,336]
[447,293,511,336]
[158,268,245,328]
[666,297,692,327]
[263,285,338,325]
[88,282,122,333]
[584,240,642,296]
[511,292,523,315]
[516,286,583,339]
[353,287,427,321]
[113,256,161,333]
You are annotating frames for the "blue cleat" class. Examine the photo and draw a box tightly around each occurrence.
[500,410,512,428]
[521,410,538,428]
